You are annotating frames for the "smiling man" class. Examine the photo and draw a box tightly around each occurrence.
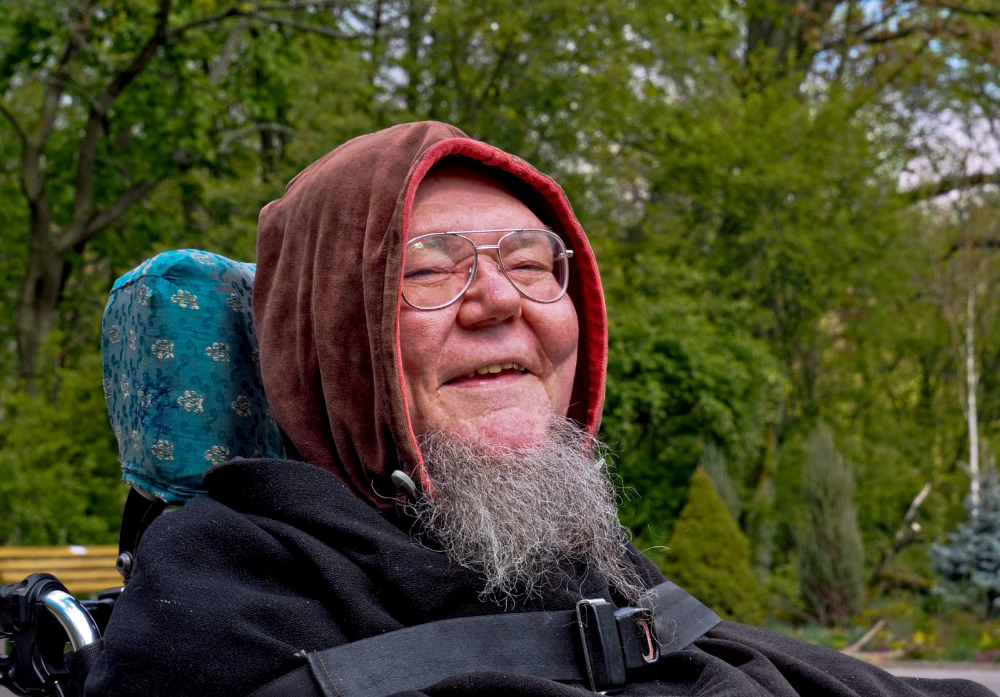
[399,160,637,603]
[86,122,989,697]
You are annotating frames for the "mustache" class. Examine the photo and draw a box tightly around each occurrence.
[410,417,643,604]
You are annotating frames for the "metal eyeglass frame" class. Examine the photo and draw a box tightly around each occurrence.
[402,228,574,311]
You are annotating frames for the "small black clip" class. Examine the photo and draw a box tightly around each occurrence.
[614,607,659,670]
[575,599,627,692]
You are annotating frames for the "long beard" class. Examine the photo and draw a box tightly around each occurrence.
[411,417,643,604]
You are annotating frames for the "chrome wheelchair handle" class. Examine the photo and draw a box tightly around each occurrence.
[1,573,105,696]
[42,589,100,650]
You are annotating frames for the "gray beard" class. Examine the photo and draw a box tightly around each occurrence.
[411,417,643,604]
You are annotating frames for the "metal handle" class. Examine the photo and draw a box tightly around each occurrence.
[42,589,100,651]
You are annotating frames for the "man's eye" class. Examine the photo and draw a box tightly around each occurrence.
[509,261,551,272]
[505,253,554,275]
[404,266,453,281]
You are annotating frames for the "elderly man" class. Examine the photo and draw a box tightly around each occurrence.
[85,122,988,696]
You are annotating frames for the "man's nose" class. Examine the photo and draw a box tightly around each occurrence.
[457,260,522,325]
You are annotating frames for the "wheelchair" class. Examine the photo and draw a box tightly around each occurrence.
[1,250,285,697]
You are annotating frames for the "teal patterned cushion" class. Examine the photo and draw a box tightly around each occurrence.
[102,249,285,503]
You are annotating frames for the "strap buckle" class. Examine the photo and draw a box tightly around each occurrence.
[574,600,660,692]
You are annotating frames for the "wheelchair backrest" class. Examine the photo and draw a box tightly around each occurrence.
[102,249,285,504]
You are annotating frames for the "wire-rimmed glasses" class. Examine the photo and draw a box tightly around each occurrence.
[402,229,574,310]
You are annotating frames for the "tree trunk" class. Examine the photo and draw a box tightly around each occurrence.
[966,282,981,513]
[17,222,70,390]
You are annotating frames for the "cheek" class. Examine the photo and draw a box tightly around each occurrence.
[537,299,579,414]
[398,310,447,390]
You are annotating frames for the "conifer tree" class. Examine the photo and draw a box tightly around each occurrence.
[932,471,1000,619]
[796,424,865,626]
[661,467,765,624]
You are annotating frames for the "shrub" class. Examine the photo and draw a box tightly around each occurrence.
[660,467,765,624]
[931,472,1000,619]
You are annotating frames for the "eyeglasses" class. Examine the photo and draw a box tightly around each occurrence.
[402,229,574,310]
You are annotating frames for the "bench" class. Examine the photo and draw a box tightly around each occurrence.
[0,545,122,596]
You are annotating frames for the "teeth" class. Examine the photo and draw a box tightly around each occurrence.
[465,362,525,378]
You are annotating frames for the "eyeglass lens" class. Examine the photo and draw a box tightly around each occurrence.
[403,230,569,310]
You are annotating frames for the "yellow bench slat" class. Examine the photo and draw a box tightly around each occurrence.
[1,557,117,569]
[0,545,122,595]
[0,545,118,559]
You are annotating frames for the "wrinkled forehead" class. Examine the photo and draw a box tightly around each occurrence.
[408,157,555,240]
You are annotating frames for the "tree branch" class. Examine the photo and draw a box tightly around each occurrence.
[72,0,172,229]
[208,15,252,85]
[65,179,160,250]
[252,11,358,39]
[0,101,27,147]
[843,618,887,653]
[469,41,513,115]
[165,5,251,38]
[217,122,296,155]
[95,0,172,116]
[167,5,364,42]
[952,4,1000,20]
[867,483,932,594]
[255,0,352,10]
[904,171,1000,202]
[36,1,94,150]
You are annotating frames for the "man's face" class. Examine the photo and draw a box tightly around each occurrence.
[399,164,579,448]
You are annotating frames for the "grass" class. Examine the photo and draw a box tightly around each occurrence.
[765,599,1000,663]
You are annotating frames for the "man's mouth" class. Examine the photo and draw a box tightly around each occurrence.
[463,361,528,378]
[446,362,530,384]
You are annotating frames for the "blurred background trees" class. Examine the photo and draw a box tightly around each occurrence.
[3,0,1000,647]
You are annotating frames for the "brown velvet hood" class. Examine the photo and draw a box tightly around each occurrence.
[253,121,607,513]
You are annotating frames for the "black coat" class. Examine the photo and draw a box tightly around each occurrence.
[85,459,991,697]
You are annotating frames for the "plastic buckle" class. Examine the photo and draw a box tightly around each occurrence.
[613,607,659,669]
[575,599,626,692]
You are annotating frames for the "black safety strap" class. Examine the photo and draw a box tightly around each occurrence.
[65,639,105,696]
[250,581,720,697]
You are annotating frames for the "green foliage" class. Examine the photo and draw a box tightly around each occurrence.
[658,467,765,624]
[0,350,123,545]
[0,0,999,637]
[797,424,865,626]
[601,254,785,543]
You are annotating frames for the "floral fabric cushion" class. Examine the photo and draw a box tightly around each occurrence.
[102,249,285,503]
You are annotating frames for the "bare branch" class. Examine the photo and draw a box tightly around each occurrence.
[166,4,364,42]
[952,4,1000,20]
[165,5,251,38]
[823,24,921,50]
[0,101,27,147]
[823,2,911,49]
[252,11,358,39]
[37,1,95,149]
[217,122,296,155]
[209,15,252,85]
[63,179,159,250]
[469,41,513,115]
[95,0,172,116]
[255,0,352,10]
[905,171,1000,202]
[73,0,172,228]
[867,483,932,595]
[843,618,887,653]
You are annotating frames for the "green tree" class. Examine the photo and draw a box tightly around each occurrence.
[0,352,121,545]
[932,471,1000,619]
[797,424,865,625]
[660,467,765,624]
[0,0,368,387]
